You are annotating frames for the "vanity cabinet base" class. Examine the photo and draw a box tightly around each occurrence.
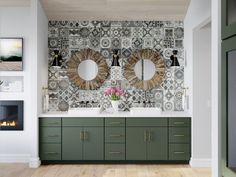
[39,117,191,164]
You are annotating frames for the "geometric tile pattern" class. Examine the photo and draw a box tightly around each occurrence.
[48,20,184,112]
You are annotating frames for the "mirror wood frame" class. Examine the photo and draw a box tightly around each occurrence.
[124,49,166,90]
[67,48,109,90]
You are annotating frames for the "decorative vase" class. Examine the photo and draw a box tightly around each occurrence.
[111,100,120,112]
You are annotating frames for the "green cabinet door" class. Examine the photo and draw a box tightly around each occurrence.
[83,127,104,160]
[62,127,83,160]
[147,127,168,160]
[126,127,147,160]
[222,36,236,177]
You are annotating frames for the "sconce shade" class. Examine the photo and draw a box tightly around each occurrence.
[111,49,120,67]
[52,50,62,68]
[170,50,180,67]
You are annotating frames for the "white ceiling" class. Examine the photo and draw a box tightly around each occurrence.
[0,0,190,21]
[0,0,30,7]
[41,0,190,21]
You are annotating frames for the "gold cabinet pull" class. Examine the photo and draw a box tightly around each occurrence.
[80,131,84,141]
[45,152,58,155]
[84,131,88,140]
[174,151,185,154]
[174,122,185,125]
[144,130,147,142]
[109,122,122,125]
[174,134,185,137]
[48,122,59,125]
[48,135,59,138]
[109,134,123,137]
[109,151,122,154]
[148,131,152,142]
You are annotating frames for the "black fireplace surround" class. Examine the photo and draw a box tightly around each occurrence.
[0,101,23,130]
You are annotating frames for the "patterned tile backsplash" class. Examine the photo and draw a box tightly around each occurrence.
[48,21,184,112]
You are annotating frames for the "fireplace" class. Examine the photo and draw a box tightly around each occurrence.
[0,101,23,130]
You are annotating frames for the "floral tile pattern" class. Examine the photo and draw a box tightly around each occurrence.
[48,20,184,112]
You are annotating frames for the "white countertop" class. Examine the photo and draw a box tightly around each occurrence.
[39,111,191,118]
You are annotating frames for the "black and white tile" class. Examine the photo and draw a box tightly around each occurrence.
[48,20,184,111]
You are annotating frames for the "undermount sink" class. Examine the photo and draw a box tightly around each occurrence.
[130,107,162,116]
[68,107,101,114]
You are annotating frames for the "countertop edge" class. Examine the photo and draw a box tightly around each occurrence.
[38,111,192,118]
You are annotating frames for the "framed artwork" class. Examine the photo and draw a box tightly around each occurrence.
[0,38,23,71]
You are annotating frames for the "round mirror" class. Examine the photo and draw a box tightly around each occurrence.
[78,59,98,80]
[124,49,166,90]
[67,48,109,90]
[134,59,156,80]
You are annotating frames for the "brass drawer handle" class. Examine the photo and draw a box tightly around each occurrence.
[109,134,123,137]
[174,122,185,125]
[109,151,122,154]
[48,135,59,138]
[148,131,152,141]
[48,122,59,125]
[109,122,122,125]
[45,152,58,155]
[174,134,185,137]
[84,131,89,140]
[144,130,147,142]
[174,151,185,154]
[80,131,84,141]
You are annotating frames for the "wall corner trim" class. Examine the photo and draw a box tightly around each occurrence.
[190,157,212,167]
[29,157,41,168]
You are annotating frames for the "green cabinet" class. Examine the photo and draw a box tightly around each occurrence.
[62,127,83,160]
[126,118,168,160]
[126,127,147,160]
[39,118,62,161]
[39,117,191,163]
[222,0,236,39]
[104,117,126,161]
[221,36,236,177]
[62,118,104,160]
[168,118,191,161]
[83,127,104,160]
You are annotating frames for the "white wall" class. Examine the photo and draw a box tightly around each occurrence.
[0,0,48,167]
[211,0,221,176]
[0,7,32,162]
[192,23,212,165]
[184,0,211,167]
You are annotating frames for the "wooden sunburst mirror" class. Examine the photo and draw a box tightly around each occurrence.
[124,49,166,90]
[67,48,109,90]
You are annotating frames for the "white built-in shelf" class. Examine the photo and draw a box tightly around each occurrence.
[0,92,25,100]
[0,71,25,77]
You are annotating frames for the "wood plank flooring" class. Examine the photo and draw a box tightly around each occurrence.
[0,164,211,177]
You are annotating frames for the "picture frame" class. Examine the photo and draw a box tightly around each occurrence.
[0,38,23,71]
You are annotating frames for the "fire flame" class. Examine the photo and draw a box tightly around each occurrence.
[0,120,16,126]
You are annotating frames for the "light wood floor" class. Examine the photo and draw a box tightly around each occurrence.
[0,164,211,177]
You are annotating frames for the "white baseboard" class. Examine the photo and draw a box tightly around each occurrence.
[0,154,41,168]
[190,158,211,167]
[0,154,30,163]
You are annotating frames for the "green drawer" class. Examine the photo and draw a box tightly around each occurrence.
[126,118,167,127]
[62,118,104,126]
[169,144,190,160]
[39,118,61,127]
[169,127,190,143]
[40,127,61,143]
[105,127,125,143]
[105,144,125,160]
[40,144,61,160]
[169,118,190,127]
[105,118,125,127]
